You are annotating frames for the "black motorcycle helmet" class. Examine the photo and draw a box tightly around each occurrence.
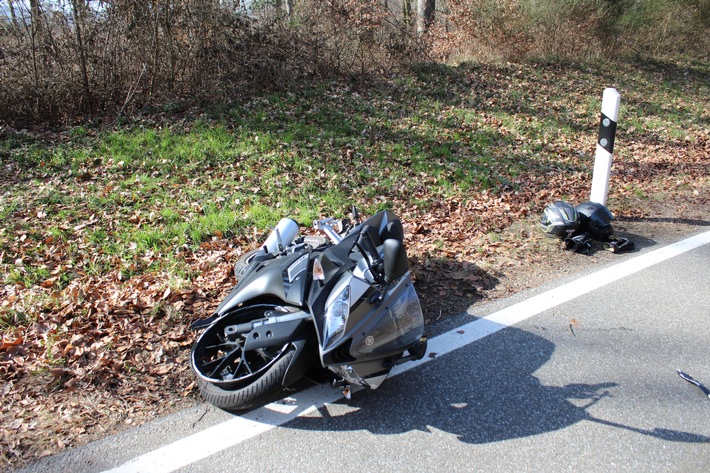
[575,201,615,241]
[540,201,580,238]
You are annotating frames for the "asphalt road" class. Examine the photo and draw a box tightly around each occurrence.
[19,230,710,473]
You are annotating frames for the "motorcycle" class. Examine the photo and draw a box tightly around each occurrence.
[189,209,428,411]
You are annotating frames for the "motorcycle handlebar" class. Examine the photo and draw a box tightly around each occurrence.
[313,218,345,244]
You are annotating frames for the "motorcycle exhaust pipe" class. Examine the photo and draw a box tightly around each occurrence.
[263,218,299,254]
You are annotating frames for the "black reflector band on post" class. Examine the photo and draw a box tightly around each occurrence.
[598,112,617,154]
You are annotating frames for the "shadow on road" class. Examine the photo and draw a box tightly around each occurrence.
[287,326,710,444]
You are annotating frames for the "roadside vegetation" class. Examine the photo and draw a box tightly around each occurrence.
[1,0,709,470]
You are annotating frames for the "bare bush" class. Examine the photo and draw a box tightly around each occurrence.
[430,0,532,62]
[428,0,709,63]
[612,0,710,59]
[1,0,707,126]
[0,0,419,126]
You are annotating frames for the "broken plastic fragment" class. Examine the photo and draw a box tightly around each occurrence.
[677,369,710,399]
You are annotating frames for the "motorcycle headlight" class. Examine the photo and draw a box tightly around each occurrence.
[323,285,350,348]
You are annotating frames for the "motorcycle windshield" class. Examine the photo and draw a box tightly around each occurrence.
[355,274,424,355]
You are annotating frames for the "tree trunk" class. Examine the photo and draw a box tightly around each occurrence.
[416,0,435,35]
[281,0,294,20]
[8,0,18,28]
[164,0,176,93]
[402,0,412,29]
[28,0,43,87]
[70,0,92,112]
[150,0,160,95]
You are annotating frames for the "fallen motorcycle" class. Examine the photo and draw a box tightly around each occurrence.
[189,209,428,411]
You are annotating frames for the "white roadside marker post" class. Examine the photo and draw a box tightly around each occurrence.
[590,88,621,205]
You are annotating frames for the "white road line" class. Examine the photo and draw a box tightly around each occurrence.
[105,230,710,473]
[395,228,710,376]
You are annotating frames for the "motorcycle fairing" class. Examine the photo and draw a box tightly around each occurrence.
[318,271,424,365]
[352,210,403,243]
[321,272,424,389]
[215,250,311,316]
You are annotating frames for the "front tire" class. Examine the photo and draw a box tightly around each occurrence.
[191,304,295,411]
[196,346,296,411]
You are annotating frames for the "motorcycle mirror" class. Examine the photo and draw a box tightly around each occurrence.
[383,239,409,283]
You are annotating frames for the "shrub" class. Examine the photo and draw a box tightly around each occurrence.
[0,0,419,126]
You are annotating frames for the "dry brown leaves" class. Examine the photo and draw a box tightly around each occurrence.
[0,239,243,469]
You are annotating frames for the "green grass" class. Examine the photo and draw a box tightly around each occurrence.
[1,59,708,326]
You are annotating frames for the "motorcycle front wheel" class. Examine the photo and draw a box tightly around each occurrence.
[191,304,296,411]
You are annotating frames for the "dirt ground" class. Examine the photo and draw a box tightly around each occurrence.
[415,196,710,324]
[494,204,709,296]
